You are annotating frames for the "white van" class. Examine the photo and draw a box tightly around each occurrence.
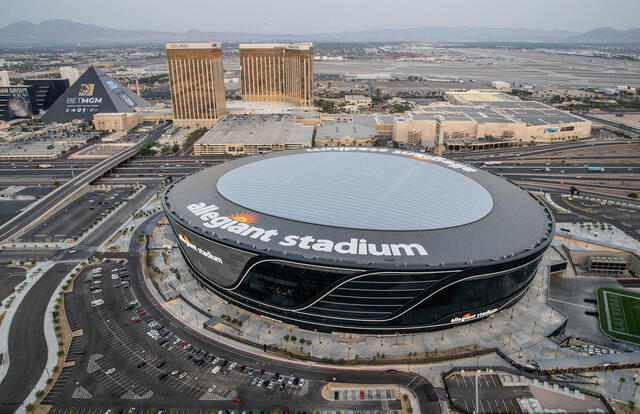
[211,365,221,375]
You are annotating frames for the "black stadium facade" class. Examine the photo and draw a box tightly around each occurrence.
[163,148,554,333]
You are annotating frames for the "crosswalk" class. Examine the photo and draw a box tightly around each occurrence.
[51,243,100,262]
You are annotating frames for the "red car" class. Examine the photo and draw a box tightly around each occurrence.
[131,317,141,323]
[360,390,365,400]
[137,311,147,317]
[232,397,241,403]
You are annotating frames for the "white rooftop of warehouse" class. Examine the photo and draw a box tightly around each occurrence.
[225,100,301,114]
[197,114,314,145]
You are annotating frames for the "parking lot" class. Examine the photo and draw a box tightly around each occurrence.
[445,373,529,414]
[41,259,340,412]
[331,388,396,401]
[19,187,135,243]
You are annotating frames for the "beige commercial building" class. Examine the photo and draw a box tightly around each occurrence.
[194,114,313,156]
[59,66,80,85]
[393,101,591,150]
[315,123,379,147]
[344,94,372,112]
[166,42,226,128]
[0,71,9,87]
[239,43,313,107]
[93,112,142,132]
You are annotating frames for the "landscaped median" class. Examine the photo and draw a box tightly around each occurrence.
[26,260,95,414]
[0,262,55,385]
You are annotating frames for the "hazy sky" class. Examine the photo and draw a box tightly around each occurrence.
[2,0,639,33]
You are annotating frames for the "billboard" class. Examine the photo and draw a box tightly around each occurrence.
[0,86,34,121]
[41,66,149,123]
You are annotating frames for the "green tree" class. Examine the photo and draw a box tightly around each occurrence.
[619,377,626,392]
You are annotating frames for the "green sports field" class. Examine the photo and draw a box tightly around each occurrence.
[596,287,640,345]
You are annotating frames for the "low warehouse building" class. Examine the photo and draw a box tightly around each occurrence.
[193,114,313,156]
[315,123,380,147]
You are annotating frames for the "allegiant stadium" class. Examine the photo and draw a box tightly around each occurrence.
[162,147,554,333]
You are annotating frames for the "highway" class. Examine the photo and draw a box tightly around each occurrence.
[0,123,170,242]
[580,114,640,135]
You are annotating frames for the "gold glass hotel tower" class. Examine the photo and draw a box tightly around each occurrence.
[166,42,226,128]
[239,43,313,107]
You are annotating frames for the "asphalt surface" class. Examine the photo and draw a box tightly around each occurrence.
[19,188,135,243]
[0,123,170,242]
[0,265,26,302]
[45,260,406,411]
[0,184,159,413]
[0,261,77,413]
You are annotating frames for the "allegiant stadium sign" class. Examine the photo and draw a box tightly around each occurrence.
[450,308,497,323]
[183,202,428,258]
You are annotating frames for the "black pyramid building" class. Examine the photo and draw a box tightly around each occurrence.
[41,66,149,123]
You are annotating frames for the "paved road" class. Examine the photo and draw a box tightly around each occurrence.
[0,265,26,302]
[0,262,77,414]
[0,184,159,413]
[0,124,170,243]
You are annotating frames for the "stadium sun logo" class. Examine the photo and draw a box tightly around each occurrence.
[410,155,433,162]
[229,212,259,225]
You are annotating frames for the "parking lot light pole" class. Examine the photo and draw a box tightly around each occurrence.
[475,355,480,414]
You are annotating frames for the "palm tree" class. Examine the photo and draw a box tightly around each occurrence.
[634,381,639,395]
[618,377,626,392]
[626,400,635,414]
